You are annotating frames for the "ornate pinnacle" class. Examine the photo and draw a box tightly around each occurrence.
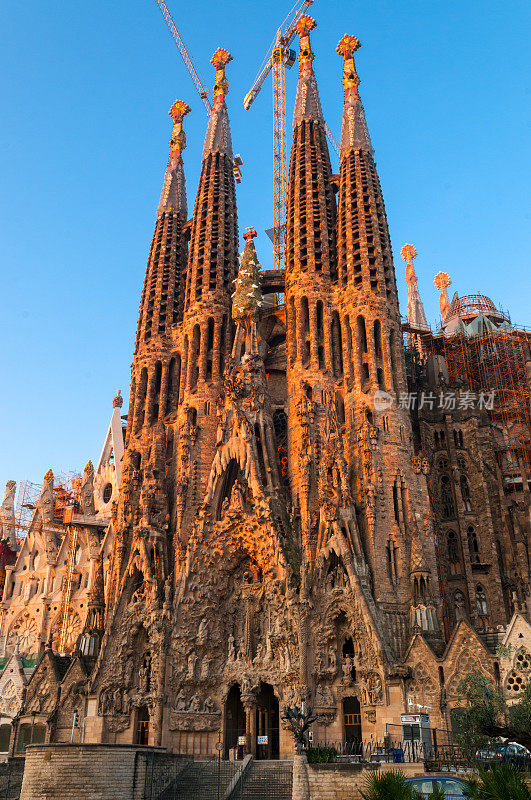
[211,48,233,110]
[296,15,316,71]
[402,245,418,289]
[243,227,257,241]
[337,34,361,92]
[84,460,94,476]
[401,244,418,265]
[113,389,123,408]
[168,100,190,160]
[44,469,54,485]
[434,271,451,292]
[434,271,452,320]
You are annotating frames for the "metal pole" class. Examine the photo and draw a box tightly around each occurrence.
[70,710,78,743]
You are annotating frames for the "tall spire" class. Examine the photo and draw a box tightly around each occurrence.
[336,35,373,157]
[185,47,238,310]
[202,48,234,159]
[286,16,336,281]
[292,15,323,126]
[402,244,429,330]
[135,101,190,351]
[336,34,398,306]
[157,100,190,216]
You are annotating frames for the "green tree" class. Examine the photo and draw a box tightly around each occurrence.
[453,670,531,754]
[464,763,531,800]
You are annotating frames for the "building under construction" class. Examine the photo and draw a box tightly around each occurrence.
[0,7,529,774]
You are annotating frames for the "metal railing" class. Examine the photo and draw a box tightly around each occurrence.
[0,759,25,800]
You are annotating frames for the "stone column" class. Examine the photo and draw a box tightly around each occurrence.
[292,753,310,800]
[244,702,257,756]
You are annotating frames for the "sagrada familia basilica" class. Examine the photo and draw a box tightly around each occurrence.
[0,17,530,760]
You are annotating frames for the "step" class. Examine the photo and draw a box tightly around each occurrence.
[237,760,293,800]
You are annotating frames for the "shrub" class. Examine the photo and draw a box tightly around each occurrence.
[306,745,337,763]
[360,769,424,800]
[463,762,531,799]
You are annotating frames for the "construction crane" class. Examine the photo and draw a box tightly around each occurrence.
[243,0,339,271]
[154,0,243,182]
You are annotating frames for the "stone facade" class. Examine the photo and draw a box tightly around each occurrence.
[8,22,531,761]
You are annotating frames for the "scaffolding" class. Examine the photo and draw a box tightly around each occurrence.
[437,328,531,490]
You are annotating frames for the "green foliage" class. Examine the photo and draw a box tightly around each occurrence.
[430,786,448,800]
[305,745,337,763]
[463,763,531,800]
[452,668,531,753]
[510,681,531,736]
[360,769,424,800]
[453,671,506,756]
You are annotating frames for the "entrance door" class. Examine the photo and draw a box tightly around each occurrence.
[343,696,361,750]
[255,683,279,760]
[225,684,246,759]
[135,706,149,745]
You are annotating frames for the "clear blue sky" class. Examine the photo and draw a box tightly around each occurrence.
[1,0,530,493]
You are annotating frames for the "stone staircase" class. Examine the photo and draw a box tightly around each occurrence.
[234,760,293,800]
[161,759,240,799]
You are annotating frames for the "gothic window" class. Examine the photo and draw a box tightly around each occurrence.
[467,526,480,564]
[447,530,461,574]
[331,311,343,379]
[435,431,440,448]
[336,392,345,429]
[343,315,353,379]
[458,430,464,447]
[166,355,181,414]
[460,475,472,512]
[357,316,369,387]
[393,481,400,524]
[386,538,398,585]
[181,336,189,402]
[219,314,228,376]
[454,590,466,622]
[440,429,446,446]
[189,324,201,390]
[150,361,162,423]
[273,410,289,486]
[440,475,455,519]
[300,297,310,366]
[205,317,215,381]
[475,584,488,617]
[135,368,148,433]
[288,298,296,365]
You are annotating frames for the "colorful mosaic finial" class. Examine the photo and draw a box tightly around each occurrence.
[243,227,257,241]
[401,244,418,265]
[113,389,123,408]
[84,460,94,476]
[296,15,317,72]
[168,100,190,160]
[434,271,452,320]
[211,48,233,110]
[337,34,361,92]
[402,245,418,288]
[44,469,54,484]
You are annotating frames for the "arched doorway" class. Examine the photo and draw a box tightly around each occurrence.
[135,706,149,745]
[343,697,361,747]
[255,683,279,760]
[224,684,246,759]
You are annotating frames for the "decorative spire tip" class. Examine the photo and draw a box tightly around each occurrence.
[243,227,257,241]
[211,48,233,110]
[401,244,418,264]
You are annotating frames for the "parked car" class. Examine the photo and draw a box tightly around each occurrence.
[405,776,467,798]
[476,741,531,768]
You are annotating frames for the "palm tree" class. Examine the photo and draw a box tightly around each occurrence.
[360,770,425,800]
[464,763,531,800]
